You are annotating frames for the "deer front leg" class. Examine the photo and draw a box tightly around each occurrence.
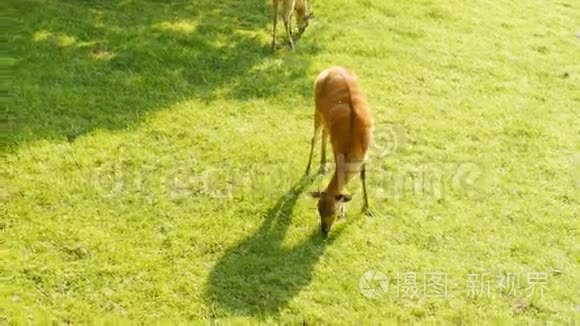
[361,163,373,217]
[283,15,295,49]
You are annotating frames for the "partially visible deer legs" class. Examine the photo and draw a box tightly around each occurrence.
[320,129,328,174]
[361,163,372,217]
[283,14,295,49]
[305,113,321,176]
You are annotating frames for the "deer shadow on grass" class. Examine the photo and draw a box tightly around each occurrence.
[6,0,318,151]
[205,175,343,317]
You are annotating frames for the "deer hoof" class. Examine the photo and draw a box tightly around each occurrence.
[364,208,374,218]
[317,164,330,175]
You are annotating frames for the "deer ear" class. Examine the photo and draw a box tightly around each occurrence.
[310,191,323,198]
[336,194,352,202]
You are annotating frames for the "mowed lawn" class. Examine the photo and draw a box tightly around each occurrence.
[3,0,579,323]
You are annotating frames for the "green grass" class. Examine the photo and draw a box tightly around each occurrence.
[3,0,579,323]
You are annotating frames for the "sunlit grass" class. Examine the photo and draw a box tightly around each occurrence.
[3,0,579,323]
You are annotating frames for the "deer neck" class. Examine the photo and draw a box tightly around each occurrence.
[325,172,344,195]
[327,151,355,194]
[325,153,362,195]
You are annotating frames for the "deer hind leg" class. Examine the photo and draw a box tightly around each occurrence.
[360,162,373,217]
[305,111,322,175]
[319,129,329,174]
[283,17,295,49]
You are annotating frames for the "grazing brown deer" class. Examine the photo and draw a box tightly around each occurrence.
[305,67,374,236]
[271,0,312,52]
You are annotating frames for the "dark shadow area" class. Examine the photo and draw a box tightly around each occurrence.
[205,175,343,317]
[5,0,317,150]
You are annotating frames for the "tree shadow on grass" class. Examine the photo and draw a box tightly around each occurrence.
[5,0,317,150]
[205,175,343,317]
